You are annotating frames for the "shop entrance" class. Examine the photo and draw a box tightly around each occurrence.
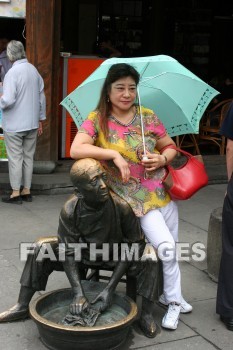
[59,0,151,158]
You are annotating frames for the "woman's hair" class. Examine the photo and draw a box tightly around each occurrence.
[96,63,140,138]
[7,40,26,62]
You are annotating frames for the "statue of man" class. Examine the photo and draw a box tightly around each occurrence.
[0,158,161,337]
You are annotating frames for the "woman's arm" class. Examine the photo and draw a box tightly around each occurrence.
[156,134,177,163]
[70,133,131,182]
[70,133,117,160]
[141,134,177,171]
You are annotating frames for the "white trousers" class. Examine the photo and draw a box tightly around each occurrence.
[4,129,38,191]
[140,201,182,304]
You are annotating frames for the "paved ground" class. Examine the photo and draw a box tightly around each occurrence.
[0,158,232,349]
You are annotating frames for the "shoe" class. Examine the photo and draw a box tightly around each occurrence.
[0,304,29,323]
[162,302,180,330]
[220,316,233,331]
[20,194,33,202]
[2,196,22,205]
[159,294,193,314]
[139,313,158,338]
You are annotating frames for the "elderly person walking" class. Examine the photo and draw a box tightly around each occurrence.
[0,40,46,204]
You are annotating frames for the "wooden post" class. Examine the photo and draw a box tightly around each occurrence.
[26,0,61,161]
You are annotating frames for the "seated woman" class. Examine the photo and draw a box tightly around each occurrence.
[70,63,193,331]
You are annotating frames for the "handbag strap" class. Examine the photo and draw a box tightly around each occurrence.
[160,144,193,159]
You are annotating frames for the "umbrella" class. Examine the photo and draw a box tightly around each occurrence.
[61,55,219,139]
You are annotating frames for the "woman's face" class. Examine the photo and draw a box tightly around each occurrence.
[108,76,137,112]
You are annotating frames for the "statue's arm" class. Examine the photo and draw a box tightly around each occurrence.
[91,261,129,312]
[105,261,128,293]
[91,194,144,312]
[58,196,90,314]
[62,256,90,315]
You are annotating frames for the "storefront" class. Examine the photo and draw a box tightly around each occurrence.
[22,0,157,161]
[1,0,233,161]
[58,0,153,157]
[60,55,105,158]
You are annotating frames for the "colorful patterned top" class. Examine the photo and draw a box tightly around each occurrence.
[78,106,171,217]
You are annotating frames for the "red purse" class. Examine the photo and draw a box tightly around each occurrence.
[161,146,209,200]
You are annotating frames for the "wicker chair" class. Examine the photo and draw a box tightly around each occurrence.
[198,99,233,155]
[175,134,200,155]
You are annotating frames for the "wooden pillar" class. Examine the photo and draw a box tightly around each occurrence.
[26,0,61,161]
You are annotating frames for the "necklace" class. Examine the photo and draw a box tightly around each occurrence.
[111,113,137,127]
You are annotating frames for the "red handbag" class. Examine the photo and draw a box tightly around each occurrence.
[161,146,209,200]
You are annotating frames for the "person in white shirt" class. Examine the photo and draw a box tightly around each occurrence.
[0,40,46,204]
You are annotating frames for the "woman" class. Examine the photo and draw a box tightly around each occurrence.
[0,40,45,204]
[70,63,192,330]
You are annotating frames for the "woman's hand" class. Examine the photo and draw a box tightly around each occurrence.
[113,153,130,183]
[141,151,166,172]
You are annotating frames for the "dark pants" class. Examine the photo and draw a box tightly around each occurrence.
[20,237,163,303]
[216,175,233,317]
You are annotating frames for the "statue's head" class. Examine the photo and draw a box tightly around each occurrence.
[70,158,109,205]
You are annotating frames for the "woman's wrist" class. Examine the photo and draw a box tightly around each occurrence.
[161,154,168,166]
[112,150,122,161]
[160,149,177,164]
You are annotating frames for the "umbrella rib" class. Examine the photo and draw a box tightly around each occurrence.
[138,62,150,78]
[140,72,199,82]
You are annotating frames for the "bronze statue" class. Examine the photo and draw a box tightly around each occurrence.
[0,158,161,337]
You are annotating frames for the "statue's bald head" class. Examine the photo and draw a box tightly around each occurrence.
[70,158,103,187]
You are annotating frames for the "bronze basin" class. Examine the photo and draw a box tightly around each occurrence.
[29,281,138,350]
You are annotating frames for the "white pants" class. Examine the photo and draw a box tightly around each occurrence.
[140,201,181,304]
[4,129,38,191]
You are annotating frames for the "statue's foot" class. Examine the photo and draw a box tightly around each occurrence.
[139,313,158,338]
[0,304,29,323]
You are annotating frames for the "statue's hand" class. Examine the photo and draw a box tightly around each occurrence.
[69,295,90,315]
[91,289,113,312]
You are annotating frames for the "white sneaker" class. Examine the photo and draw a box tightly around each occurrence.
[162,303,181,330]
[159,294,193,314]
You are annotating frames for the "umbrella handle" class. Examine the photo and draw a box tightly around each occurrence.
[142,155,148,180]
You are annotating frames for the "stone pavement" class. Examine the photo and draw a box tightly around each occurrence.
[0,158,233,349]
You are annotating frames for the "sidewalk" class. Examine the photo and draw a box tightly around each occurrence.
[0,161,232,349]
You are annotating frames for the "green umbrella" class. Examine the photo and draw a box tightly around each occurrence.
[61,55,219,139]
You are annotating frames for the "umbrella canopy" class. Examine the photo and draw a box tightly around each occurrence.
[61,55,219,137]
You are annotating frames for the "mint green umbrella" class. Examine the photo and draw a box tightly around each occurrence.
[61,55,219,138]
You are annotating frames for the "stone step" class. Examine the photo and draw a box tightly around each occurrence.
[0,155,228,195]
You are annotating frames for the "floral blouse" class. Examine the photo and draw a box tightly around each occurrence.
[78,106,171,217]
